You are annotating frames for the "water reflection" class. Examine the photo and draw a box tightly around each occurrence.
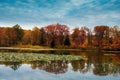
[0,51,120,77]
[0,62,22,70]
[30,60,68,74]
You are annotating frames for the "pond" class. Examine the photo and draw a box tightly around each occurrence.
[0,51,120,80]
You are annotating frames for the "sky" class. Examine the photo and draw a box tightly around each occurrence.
[0,0,120,29]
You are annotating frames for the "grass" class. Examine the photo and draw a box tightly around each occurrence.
[12,44,51,49]
[0,52,84,62]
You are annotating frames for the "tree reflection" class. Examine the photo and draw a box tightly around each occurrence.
[29,60,68,74]
[42,60,68,74]
[71,60,87,73]
[93,52,120,76]
[0,62,22,70]
[93,52,109,76]
[70,51,120,76]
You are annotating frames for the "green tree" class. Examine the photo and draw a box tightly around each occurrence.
[40,28,46,45]
[13,24,24,43]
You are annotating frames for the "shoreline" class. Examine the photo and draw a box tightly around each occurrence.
[0,47,120,53]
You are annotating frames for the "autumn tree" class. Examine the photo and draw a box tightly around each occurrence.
[50,39,55,48]
[71,27,86,46]
[79,29,86,45]
[108,26,120,50]
[71,28,81,46]
[0,27,5,46]
[22,30,32,45]
[31,27,40,45]
[45,23,69,47]
[3,27,17,46]
[111,26,120,44]
[64,35,71,46]
[82,27,92,46]
[55,24,69,45]
[94,26,109,49]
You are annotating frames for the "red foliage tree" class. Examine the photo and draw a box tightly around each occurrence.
[45,23,69,47]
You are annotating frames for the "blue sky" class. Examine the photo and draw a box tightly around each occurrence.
[0,0,120,29]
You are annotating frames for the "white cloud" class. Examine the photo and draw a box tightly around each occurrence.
[70,0,93,6]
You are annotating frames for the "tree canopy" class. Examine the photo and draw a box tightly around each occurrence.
[0,24,120,50]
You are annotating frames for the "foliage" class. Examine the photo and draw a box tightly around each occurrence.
[31,27,40,45]
[45,23,70,46]
[50,39,55,48]
[94,26,109,48]
[71,27,86,46]
[0,24,120,51]
[40,28,46,45]
[13,24,24,42]
[22,30,31,44]
[64,35,71,46]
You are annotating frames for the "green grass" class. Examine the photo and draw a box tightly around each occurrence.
[0,52,84,62]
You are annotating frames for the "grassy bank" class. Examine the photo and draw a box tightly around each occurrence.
[12,44,51,49]
[0,44,120,53]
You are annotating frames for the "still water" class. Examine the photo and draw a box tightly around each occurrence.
[0,51,120,80]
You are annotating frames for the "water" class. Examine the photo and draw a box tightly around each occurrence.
[0,51,120,80]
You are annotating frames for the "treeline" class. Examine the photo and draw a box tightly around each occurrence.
[0,23,120,50]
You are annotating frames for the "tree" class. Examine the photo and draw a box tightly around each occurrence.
[111,26,120,44]
[31,27,40,45]
[45,23,69,47]
[79,29,86,45]
[22,30,32,44]
[108,26,120,50]
[71,28,81,46]
[71,27,86,46]
[64,35,71,46]
[40,28,46,45]
[50,39,55,48]
[13,24,24,43]
[82,27,92,45]
[0,27,5,46]
[94,26,109,50]
[3,27,17,46]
